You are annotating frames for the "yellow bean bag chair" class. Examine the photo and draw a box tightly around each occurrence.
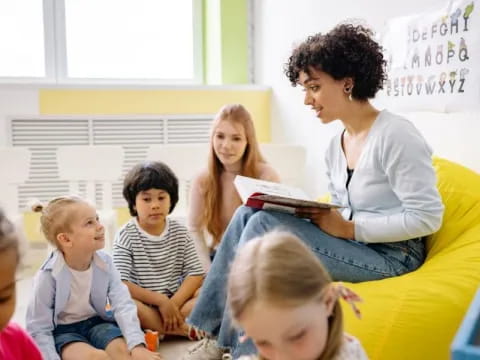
[342,158,480,360]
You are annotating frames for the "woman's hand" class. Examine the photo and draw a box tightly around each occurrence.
[296,208,355,239]
[157,298,184,331]
[131,345,163,360]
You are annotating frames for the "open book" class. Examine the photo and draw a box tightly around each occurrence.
[234,175,341,214]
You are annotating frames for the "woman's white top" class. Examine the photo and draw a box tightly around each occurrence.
[325,110,444,243]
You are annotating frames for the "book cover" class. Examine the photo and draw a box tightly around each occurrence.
[234,175,340,214]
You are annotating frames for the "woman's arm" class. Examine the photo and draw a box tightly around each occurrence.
[297,207,355,239]
[354,120,444,243]
[304,119,443,243]
[187,173,212,270]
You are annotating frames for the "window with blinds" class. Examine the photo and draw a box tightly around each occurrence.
[9,115,213,210]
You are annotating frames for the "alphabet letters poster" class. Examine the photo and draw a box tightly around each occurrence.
[379,0,478,111]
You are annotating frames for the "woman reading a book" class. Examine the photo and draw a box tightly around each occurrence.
[183,23,444,359]
[187,104,280,271]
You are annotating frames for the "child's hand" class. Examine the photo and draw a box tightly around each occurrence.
[131,345,163,360]
[158,299,183,331]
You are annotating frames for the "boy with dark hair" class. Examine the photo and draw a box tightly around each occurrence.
[113,161,205,340]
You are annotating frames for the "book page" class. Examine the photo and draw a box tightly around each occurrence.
[234,175,309,202]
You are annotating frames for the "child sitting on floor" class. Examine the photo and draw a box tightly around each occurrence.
[26,196,161,360]
[226,231,368,360]
[0,209,42,360]
[113,161,204,340]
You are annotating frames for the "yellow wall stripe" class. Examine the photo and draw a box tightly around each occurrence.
[39,89,271,142]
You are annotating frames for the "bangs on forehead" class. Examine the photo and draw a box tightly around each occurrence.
[135,168,168,193]
[139,188,167,194]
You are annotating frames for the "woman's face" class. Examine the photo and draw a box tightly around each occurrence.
[238,297,334,360]
[299,68,349,124]
[212,120,248,170]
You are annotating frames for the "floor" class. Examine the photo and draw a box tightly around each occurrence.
[14,244,195,359]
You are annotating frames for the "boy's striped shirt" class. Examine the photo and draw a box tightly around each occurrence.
[113,217,204,296]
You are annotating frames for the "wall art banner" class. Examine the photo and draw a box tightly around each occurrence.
[378,0,478,111]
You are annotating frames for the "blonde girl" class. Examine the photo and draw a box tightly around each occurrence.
[188,104,280,270]
[227,231,368,360]
[26,196,161,360]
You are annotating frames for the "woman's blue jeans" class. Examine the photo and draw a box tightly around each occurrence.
[187,206,425,357]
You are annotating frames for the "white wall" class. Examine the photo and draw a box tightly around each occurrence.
[0,88,39,146]
[253,0,480,197]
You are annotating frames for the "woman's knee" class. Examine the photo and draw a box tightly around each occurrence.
[219,206,257,248]
[242,210,283,239]
[230,205,257,226]
[234,205,256,216]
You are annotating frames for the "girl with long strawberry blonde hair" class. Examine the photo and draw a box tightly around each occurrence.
[187,104,279,270]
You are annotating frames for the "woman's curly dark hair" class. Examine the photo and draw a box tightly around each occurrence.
[284,23,387,100]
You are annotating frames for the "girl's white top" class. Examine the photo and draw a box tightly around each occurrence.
[336,334,369,360]
[235,333,369,360]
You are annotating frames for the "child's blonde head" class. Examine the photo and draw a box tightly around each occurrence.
[204,104,266,245]
[227,231,343,360]
[32,195,86,248]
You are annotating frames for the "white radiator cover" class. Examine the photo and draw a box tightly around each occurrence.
[8,115,214,211]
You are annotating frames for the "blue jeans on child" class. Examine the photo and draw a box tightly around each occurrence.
[187,206,425,358]
[53,316,123,355]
